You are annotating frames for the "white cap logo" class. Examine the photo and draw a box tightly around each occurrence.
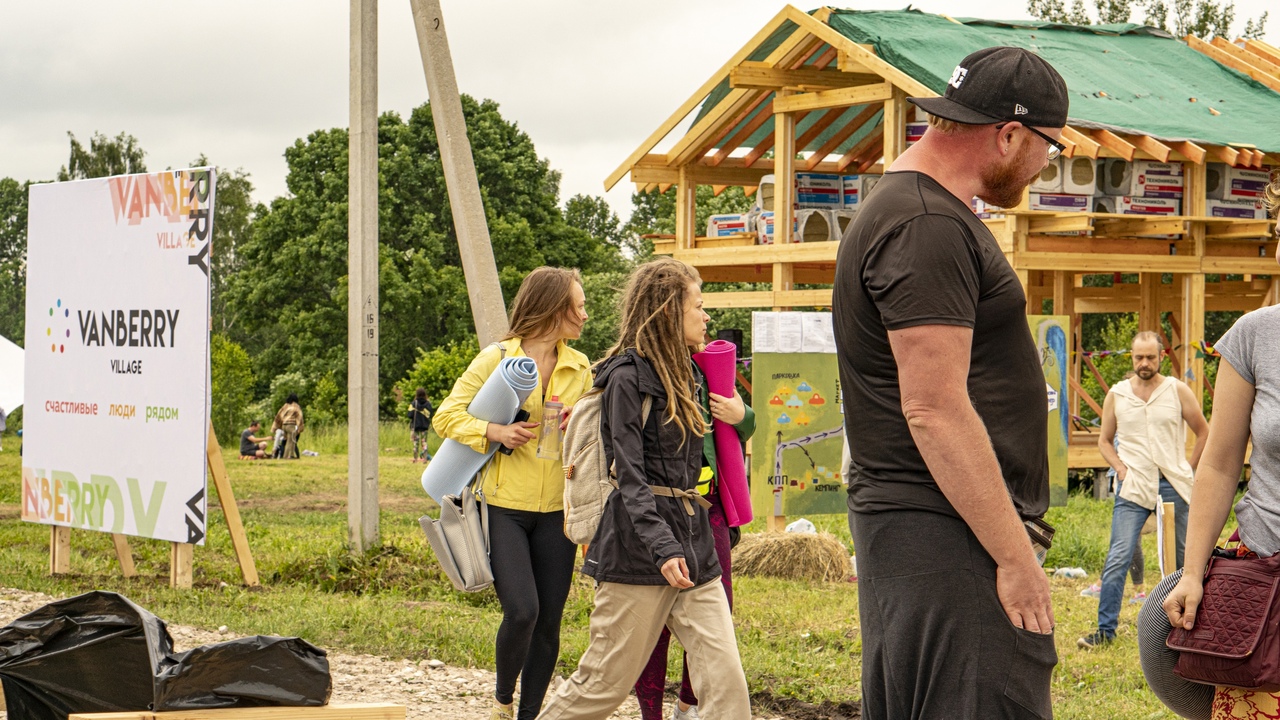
[1014,104,1029,115]
[948,66,968,90]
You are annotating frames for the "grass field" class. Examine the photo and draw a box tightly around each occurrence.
[0,427,1210,718]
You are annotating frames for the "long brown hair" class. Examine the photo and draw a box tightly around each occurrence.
[504,267,582,341]
[604,258,704,441]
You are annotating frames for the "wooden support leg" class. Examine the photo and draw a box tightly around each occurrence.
[49,525,70,575]
[1160,501,1177,576]
[208,423,261,586]
[112,534,138,578]
[170,542,193,589]
[767,513,788,533]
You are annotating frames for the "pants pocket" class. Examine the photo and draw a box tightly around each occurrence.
[1003,627,1058,718]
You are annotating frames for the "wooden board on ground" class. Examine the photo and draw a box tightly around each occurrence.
[69,703,406,720]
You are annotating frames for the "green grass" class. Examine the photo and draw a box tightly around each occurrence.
[0,437,1216,718]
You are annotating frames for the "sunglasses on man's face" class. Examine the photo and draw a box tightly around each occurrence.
[996,122,1066,161]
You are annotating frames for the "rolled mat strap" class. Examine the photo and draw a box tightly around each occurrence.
[692,340,753,527]
[650,485,713,516]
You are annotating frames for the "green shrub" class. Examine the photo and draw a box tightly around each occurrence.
[396,338,478,412]
[210,334,254,444]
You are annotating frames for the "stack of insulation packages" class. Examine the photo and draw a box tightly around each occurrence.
[705,171,882,244]
[972,155,1272,226]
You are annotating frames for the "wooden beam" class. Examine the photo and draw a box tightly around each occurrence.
[1091,128,1137,161]
[794,107,847,155]
[775,90,796,248]
[112,534,138,578]
[207,423,260,586]
[1069,376,1106,418]
[605,6,798,190]
[1243,38,1280,67]
[672,241,840,266]
[882,87,908,168]
[803,103,880,170]
[785,8,935,97]
[1209,37,1280,85]
[837,126,884,172]
[1053,271,1074,317]
[1015,251,1200,273]
[1062,127,1100,158]
[169,542,193,589]
[633,162,771,187]
[1208,144,1241,166]
[773,82,894,114]
[1139,273,1160,332]
[707,96,774,167]
[1126,134,1172,162]
[50,525,70,575]
[676,165,697,250]
[730,61,882,91]
[1169,140,1207,164]
[1187,35,1280,92]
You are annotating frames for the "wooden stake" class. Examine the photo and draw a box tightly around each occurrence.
[1160,501,1177,576]
[170,542,193,589]
[49,525,70,575]
[207,424,260,586]
[111,534,138,578]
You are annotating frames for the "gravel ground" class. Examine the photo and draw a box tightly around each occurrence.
[0,588,795,720]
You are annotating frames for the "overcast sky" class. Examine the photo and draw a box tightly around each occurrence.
[3,1,1277,224]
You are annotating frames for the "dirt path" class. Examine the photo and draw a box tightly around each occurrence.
[0,588,806,720]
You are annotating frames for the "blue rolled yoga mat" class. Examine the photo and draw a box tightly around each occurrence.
[421,355,540,504]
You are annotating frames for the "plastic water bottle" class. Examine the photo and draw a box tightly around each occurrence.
[536,396,564,460]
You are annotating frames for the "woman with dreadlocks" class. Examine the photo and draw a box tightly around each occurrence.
[537,258,752,720]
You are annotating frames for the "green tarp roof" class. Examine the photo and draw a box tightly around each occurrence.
[694,8,1280,153]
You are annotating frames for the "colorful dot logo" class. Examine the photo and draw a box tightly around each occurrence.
[48,299,66,353]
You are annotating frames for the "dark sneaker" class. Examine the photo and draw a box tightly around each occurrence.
[1077,630,1114,649]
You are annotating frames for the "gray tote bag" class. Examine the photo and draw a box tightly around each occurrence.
[419,470,493,593]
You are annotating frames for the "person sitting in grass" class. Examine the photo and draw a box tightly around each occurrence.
[239,420,270,460]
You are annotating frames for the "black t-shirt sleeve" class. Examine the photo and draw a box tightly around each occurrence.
[862,214,981,330]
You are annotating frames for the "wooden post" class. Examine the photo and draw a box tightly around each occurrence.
[1160,501,1177,575]
[207,424,260,586]
[170,542,193,589]
[772,91,795,312]
[676,165,697,250]
[409,0,509,345]
[882,87,907,167]
[49,525,70,575]
[111,534,138,578]
[348,0,381,555]
[1139,273,1160,332]
[1182,161,1208,430]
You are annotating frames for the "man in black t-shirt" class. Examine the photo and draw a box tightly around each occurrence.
[239,420,269,460]
[833,47,1068,719]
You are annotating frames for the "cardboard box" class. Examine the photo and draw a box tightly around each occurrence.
[1206,198,1268,219]
[796,209,837,242]
[795,173,843,209]
[1206,163,1272,200]
[1029,193,1090,212]
[1097,159,1184,198]
[841,174,880,207]
[1030,158,1064,193]
[1061,156,1099,195]
[1117,196,1181,215]
[905,122,928,146]
[706,213,751,237]
[755,211,799,244]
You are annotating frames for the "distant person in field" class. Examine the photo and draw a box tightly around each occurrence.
[408,387,435,463]
[271,393,304,459]
[1079,331,1208,649]
[239,420,269,460]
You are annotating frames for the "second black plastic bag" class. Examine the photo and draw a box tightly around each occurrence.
[154,635,332,710]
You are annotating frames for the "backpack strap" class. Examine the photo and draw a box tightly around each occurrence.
[491,341,506,359]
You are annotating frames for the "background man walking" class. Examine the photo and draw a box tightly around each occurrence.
[1079,331,1208,648]
[833,46,1067,718]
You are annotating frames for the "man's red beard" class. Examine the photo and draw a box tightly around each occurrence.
[977,141,1039,209]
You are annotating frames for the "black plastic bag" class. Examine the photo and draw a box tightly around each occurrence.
[0,591,173,720]
[154,636,331,710]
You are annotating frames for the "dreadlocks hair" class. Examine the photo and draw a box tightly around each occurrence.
[605,257,706,443]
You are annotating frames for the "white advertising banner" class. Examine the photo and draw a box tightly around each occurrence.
[22,168,215,545]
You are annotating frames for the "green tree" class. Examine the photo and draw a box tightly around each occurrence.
[0,177,28,344]
[190,155,261,336]
[1027,0,1265,37]
[56,131,146,181]
[396,339,480,414]
[210,334,255,444]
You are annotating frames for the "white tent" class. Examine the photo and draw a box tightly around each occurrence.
[0,334,23,414]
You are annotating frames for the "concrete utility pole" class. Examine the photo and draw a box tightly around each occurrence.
[348,0,380,554]
[410,0,509,346]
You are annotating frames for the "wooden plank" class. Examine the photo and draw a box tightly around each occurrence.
[1139,273,1160,332]
[882,87,908,167]
[1209,37,1280,86]
[1069,376,1105,417]
[1016,251,1199,273]
[1187,35,1280,92]
[1208,144,1241,166]
[1026,214,1093,234]
[730,62,881,90]
[803,103,880,170]
[774,92,797,311]
[69,704,407,720]
[1126,134,1172,162]
[1053,270,1074,317]
[1061,127,1100,158]
[1169,140,1207,164]
[169,542,193,590]
[1093,217,1188,237]
[1069,441,1107,470]
[632,163,772,187]
[785,8,935,97]
[836,126,884,172]
[794,107,846,155]
[1161,501,1177,575]
[207,423,260,586]
[707,96,774,167]
[1201,257,1280,275]
[112,534,138,579]
[676,166,697,250]
[50,525,70,575]
[604,7,797,190]
[773,82,893,114]
[673,241,839,266]
[1203,219,1275,239]
[1090,128,1136,161]
[1243,38,1280,68]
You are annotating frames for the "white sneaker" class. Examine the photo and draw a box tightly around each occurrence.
[671,704,700,720]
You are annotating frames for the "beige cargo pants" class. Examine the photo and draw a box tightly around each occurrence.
[537,579,750,719]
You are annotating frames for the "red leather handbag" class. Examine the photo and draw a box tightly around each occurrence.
[1166,544,1280,691]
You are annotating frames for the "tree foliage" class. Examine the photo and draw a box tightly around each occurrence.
[1027,0,1266,38]
[0,177,29,344]
[56,131,147,181]
[210,334,255,444]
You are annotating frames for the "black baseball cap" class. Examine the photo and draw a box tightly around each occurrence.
[909,46,1069,128]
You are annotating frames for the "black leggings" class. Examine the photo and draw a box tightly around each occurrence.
[488,506,577,720]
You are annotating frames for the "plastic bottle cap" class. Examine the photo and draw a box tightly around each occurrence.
[550,396,559,402]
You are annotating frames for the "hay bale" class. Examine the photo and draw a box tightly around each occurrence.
[732,531,851,582]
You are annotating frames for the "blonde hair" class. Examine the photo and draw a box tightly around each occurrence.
[604,258,705,442]
[926,114,961,135]
[504,267,582,342]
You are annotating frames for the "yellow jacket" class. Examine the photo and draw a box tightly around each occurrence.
[433,338,593,512]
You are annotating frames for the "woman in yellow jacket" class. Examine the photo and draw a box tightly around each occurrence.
[433,267,592,720]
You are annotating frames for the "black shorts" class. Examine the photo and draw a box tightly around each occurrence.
[851,507,1057,719]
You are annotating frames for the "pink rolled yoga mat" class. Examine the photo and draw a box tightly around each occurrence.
[693,340,753,527]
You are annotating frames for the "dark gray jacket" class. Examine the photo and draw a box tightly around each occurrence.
[583,350,721,587]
